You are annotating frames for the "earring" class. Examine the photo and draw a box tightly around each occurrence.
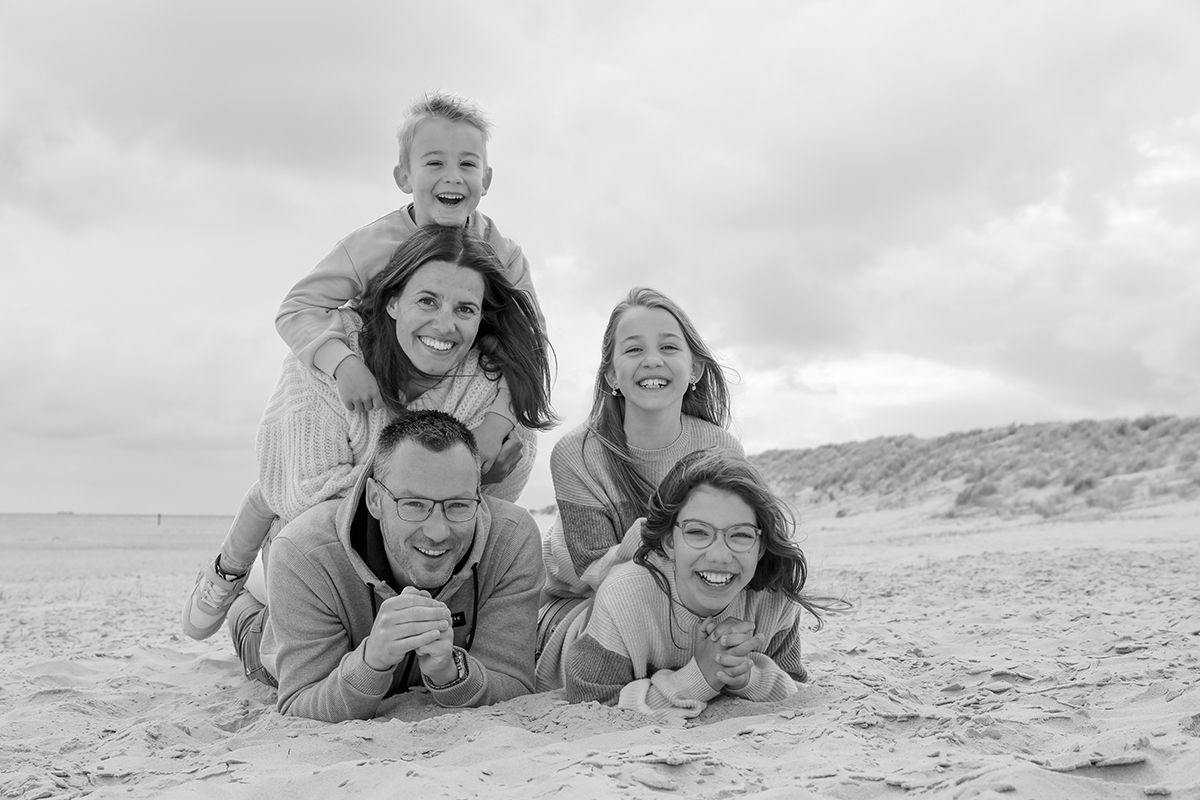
[688,380,698,392]
[611,386,621,397]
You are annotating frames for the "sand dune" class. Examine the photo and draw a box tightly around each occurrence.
[2,502,1198,799]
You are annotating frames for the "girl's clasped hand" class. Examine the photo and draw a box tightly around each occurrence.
[696,617,764,691]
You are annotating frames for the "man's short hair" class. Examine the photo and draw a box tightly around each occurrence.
[372,409,480,478]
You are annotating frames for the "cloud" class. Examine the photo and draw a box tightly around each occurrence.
[2,0,1198,513]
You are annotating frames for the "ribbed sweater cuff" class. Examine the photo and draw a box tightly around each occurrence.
[728,654,798,702]
[425,649,484,707]
[343,641,397,698]
[650,659,719,708]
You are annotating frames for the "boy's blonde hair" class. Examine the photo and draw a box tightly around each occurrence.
[396,91,492,169]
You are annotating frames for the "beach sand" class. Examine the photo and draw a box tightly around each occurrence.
[1,502,1198,800]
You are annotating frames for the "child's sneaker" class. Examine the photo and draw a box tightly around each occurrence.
[182,557,249,640]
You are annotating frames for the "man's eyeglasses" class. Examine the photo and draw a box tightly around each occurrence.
[674,519,762,553]
[370,478,481,523]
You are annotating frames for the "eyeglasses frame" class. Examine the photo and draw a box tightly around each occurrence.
[369,477,482,523]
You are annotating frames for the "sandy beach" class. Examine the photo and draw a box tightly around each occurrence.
[2,500,1198,800]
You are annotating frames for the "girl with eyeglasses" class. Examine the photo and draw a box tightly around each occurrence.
[561,449,845,719]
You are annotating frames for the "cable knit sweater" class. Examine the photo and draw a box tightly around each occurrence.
[256,307,533,525]
[563,554,805,717]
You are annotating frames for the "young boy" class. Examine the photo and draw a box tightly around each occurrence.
[182,92,542,640]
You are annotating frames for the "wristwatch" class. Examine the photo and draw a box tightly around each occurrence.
[427,647,469,689]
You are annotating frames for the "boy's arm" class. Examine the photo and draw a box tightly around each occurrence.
[276,241,371,376]
[479,377,517,429]
[500,244,546,332]
[473,378,517,478]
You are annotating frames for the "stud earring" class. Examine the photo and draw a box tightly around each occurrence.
[611,385,621,397]
[688,380,698,392]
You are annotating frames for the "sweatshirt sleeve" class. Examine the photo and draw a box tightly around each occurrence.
[499,241,545,332]
[275,240,371,375]
[563,631,632,705]
[479,376,517,428]
[424,510,544,707]
[268,535,393,721]
[577,518,644,591]
[563,623,718,711]
[563,573,720,709]
[547,439,623,580]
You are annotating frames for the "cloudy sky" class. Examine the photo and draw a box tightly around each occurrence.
[3,1,1198,515]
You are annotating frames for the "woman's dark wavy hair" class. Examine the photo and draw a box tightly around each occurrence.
[357,225,556,430]
[584,287,732,521]
[633,449,847,627]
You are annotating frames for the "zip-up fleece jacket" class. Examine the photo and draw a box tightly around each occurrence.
[258,467,544,721]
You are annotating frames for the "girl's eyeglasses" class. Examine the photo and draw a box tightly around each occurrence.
[673,519,761,553]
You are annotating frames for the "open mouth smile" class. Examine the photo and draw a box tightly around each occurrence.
[415,545,450,559]
[696,570,735,587]
[436,192,465,207]
[637,378,669,390]
[418,336,454,352]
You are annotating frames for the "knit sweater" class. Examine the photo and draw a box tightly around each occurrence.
[259,469,545,721]
[563,555,804,715]
[256,307,533,526]
[542,416,743,600]
[276,207,542,382]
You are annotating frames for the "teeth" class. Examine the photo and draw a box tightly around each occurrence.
[419,336,453,351]
[416,546,448,558]
[698,571,734,586]
[638,378,667,389]
[436,192,465,202]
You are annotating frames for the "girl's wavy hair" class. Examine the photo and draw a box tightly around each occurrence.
[357,225,556,430]
[634,449,846,627]
[584,287,731,519]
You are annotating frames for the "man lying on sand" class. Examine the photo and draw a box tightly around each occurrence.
[226,410,544,721]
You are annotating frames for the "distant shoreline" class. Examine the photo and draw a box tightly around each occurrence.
[0,511,238,520]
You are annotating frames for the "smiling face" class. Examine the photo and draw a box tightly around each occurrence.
[606,306,702,420]
[365,439,480,590]
[394,117,493,227]
[387,260,485,380]
[664,484,762,617]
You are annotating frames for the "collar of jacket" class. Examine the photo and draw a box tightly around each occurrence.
[333,458,493,607]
